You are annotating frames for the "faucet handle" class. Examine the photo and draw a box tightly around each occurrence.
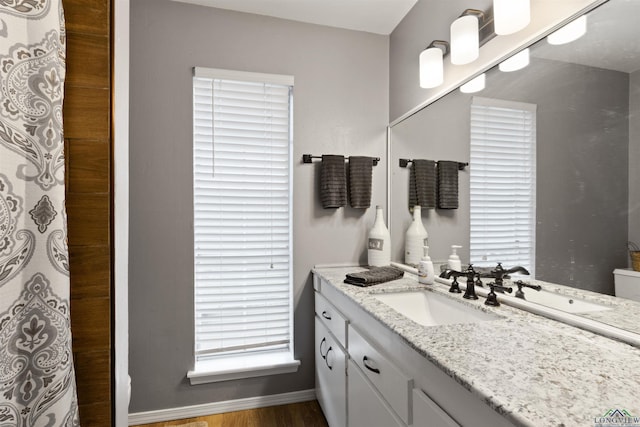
[514,280,542,299]
[439,269,463,293]
[485,283,513,307]
[449,275,462,293]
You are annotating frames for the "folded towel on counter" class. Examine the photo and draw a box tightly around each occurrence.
[348,156,373,209]
[409,159,436,211]
[320,155,347,208]
[344,266,404,287]
[437,160,459,209]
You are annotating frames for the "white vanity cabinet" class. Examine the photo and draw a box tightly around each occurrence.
[348,325,412,424]
[412,389,460,427]
[313,272,516,427]
[347,359,405,427]
[314,290,348,427]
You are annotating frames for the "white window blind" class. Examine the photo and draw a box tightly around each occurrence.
[192,68,293,363]
[470,97,536,277]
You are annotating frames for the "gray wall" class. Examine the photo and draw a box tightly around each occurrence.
[630,69,640,249]
[389,0,492,121]
[390,57,629,294]
[129,0,389,412]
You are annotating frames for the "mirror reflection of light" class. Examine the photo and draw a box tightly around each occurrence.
[460,73,485,93]
[499,48,530,72]
[547,15,587,45]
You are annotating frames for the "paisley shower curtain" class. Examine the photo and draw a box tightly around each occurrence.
[0,1,80,425]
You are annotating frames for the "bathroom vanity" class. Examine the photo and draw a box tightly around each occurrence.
[313,266,640,427]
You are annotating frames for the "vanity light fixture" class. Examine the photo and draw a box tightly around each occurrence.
[419,40,449,89]
[460,73,486,93]
[493,0,530,35]
[450,9,485,65]
[547,15,587,45]
[499,48,530,72]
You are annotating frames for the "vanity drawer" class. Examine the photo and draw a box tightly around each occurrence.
[348,360,405,427]
[348,325,412,424]
[315,292,348,347]
[412,388,460,427]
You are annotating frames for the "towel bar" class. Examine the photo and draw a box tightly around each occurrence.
[303,154,379,166]
[399,158,468,170]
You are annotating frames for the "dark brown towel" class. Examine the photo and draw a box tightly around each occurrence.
[409,159,436,211]
[437,160,459,209]
[348,156,373,209]
[320,155,347,208]
[344,266,404,287]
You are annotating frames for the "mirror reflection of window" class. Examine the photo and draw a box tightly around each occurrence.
[469,97,537,277]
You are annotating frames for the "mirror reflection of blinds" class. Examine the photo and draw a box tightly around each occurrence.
[470,97,536,277]
[193,69,293,361]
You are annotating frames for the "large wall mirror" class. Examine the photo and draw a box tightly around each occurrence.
[389,0,639,298]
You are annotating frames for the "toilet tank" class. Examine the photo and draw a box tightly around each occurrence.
[614,268,640,302]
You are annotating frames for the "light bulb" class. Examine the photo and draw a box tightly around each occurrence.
[499,48,530,72]
[494,0,530,35]
[419,47,444,89]
[547,15,587,45]
[451,15,479,65]
[460,73,485,94]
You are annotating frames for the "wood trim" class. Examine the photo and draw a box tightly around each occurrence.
[128,389,317,425]
[63,0,113,424]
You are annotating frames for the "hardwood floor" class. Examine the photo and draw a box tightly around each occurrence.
[133,401,329,427]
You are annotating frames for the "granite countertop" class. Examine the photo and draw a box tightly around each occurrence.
[516,278,640,335]
[313,266,640,427]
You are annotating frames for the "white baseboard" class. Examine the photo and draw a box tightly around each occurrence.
[128,389,317,425]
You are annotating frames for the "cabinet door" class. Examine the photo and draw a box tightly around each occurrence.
[348,360,405,427]
[349,325,412,424]
[315,317,347,427]
[412,389,460,427]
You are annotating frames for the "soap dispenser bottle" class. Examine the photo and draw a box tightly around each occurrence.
[405,206,428,267]
[368,206,391,267]
[448,245,463,271]
[418,246,435,285]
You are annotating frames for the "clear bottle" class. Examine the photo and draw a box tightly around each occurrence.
[368,206,391,267]
[418,246,435,285]
[405,206,428,266]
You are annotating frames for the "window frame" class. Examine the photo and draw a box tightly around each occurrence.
[469,96,537,277]
[187,67,298,384]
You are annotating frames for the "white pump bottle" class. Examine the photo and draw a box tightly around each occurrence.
[418,246,435,285]
[448,245,463,271]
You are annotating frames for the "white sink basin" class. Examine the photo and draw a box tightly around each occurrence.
[373,291,499,327]
[518,289,611,314]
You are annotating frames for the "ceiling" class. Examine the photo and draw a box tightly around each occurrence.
[170,0,418,35]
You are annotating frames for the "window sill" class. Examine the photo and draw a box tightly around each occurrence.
[187,352,300,385]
